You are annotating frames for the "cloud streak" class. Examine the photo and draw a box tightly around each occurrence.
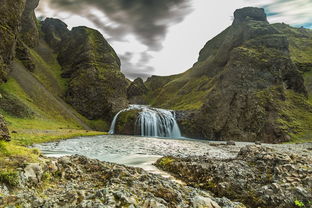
[249,0,312,27]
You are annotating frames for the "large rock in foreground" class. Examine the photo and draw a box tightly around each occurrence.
[156,145,312,208]
[0,155,246,208]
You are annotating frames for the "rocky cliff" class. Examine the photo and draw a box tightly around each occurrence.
[42,19,129,122]
[0,0,129,134]
[144,7,312,143]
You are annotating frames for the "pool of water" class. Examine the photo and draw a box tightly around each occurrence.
[33,135,241,176]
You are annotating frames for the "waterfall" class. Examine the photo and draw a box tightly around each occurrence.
[109,105,182,138]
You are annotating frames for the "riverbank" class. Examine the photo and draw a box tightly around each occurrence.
[2,134,312,207]
[0,129,105,188]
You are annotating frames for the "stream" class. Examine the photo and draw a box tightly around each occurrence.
[33,135,242,178]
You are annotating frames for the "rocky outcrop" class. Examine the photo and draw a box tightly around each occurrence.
[20,0,40,48]
[41,20,129,121]
[15,40,35,71]
[0,155,245,208]
[0,0,26,83]
[41,18,70,51]
[145,7,312,143]
[127,77,148,104]
[156,145,312,208]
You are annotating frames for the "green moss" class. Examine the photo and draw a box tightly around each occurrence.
[146,75,212,110]
[157,157,175,166]
[0,170,19,187]
[115,110,140,135]
[277,91,312,142]
[29,48,67,95]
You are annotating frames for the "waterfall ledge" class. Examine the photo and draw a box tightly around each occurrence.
[109,105,182,138]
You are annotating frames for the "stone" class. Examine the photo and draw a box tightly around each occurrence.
[23,163,43,184]
[20,0,40,48]
[192,196,221,208]
[226,141,236,146]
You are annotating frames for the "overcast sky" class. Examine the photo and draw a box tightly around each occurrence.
[36,0,312,80]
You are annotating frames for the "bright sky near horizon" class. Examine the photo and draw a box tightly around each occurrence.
[36,0,312,80]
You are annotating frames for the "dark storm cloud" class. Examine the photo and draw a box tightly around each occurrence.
[46,0,192,51]
[120,52,154,80]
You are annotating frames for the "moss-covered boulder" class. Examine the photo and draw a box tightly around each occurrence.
[114,110,141,135]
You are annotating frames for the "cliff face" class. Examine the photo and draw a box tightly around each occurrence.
[42,20,129,121]
[0,0,129,133]
[0,0,26,83]
[144,7,312,143]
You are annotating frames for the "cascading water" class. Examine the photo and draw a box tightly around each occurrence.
[109,105,182,138]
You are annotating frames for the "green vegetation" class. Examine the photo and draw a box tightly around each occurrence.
[157,157,175,166]
[29,48,67,96]
[0,170,19,187]
[277,91,312,143]
[146,75,212,110]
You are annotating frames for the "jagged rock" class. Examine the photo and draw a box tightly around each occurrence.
[0,0,26,83]
[22,163,43,184]
[41,18,70,51]
[15,40,35,71]
[127,77,148,104]
[0,115,10,141]
[156,145,312,208]
[233,7,268,24]
[20,0,40,48]
[41,21,129,121]
[146,7,311,143]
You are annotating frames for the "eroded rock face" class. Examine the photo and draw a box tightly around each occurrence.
[127,78,148,104]
[168,7,309,142]
[0,0,26,83]
[156,145,312,208]
[233,7,268,24]
[41,21,129,121]
[41,18,70,51]
[20,0,40,48]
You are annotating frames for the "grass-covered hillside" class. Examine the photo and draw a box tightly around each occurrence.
[142,8,312,143]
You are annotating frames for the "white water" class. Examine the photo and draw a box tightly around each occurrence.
[109,105,182,138]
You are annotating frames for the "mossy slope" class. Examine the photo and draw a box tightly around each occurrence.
[144,7,312,142]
